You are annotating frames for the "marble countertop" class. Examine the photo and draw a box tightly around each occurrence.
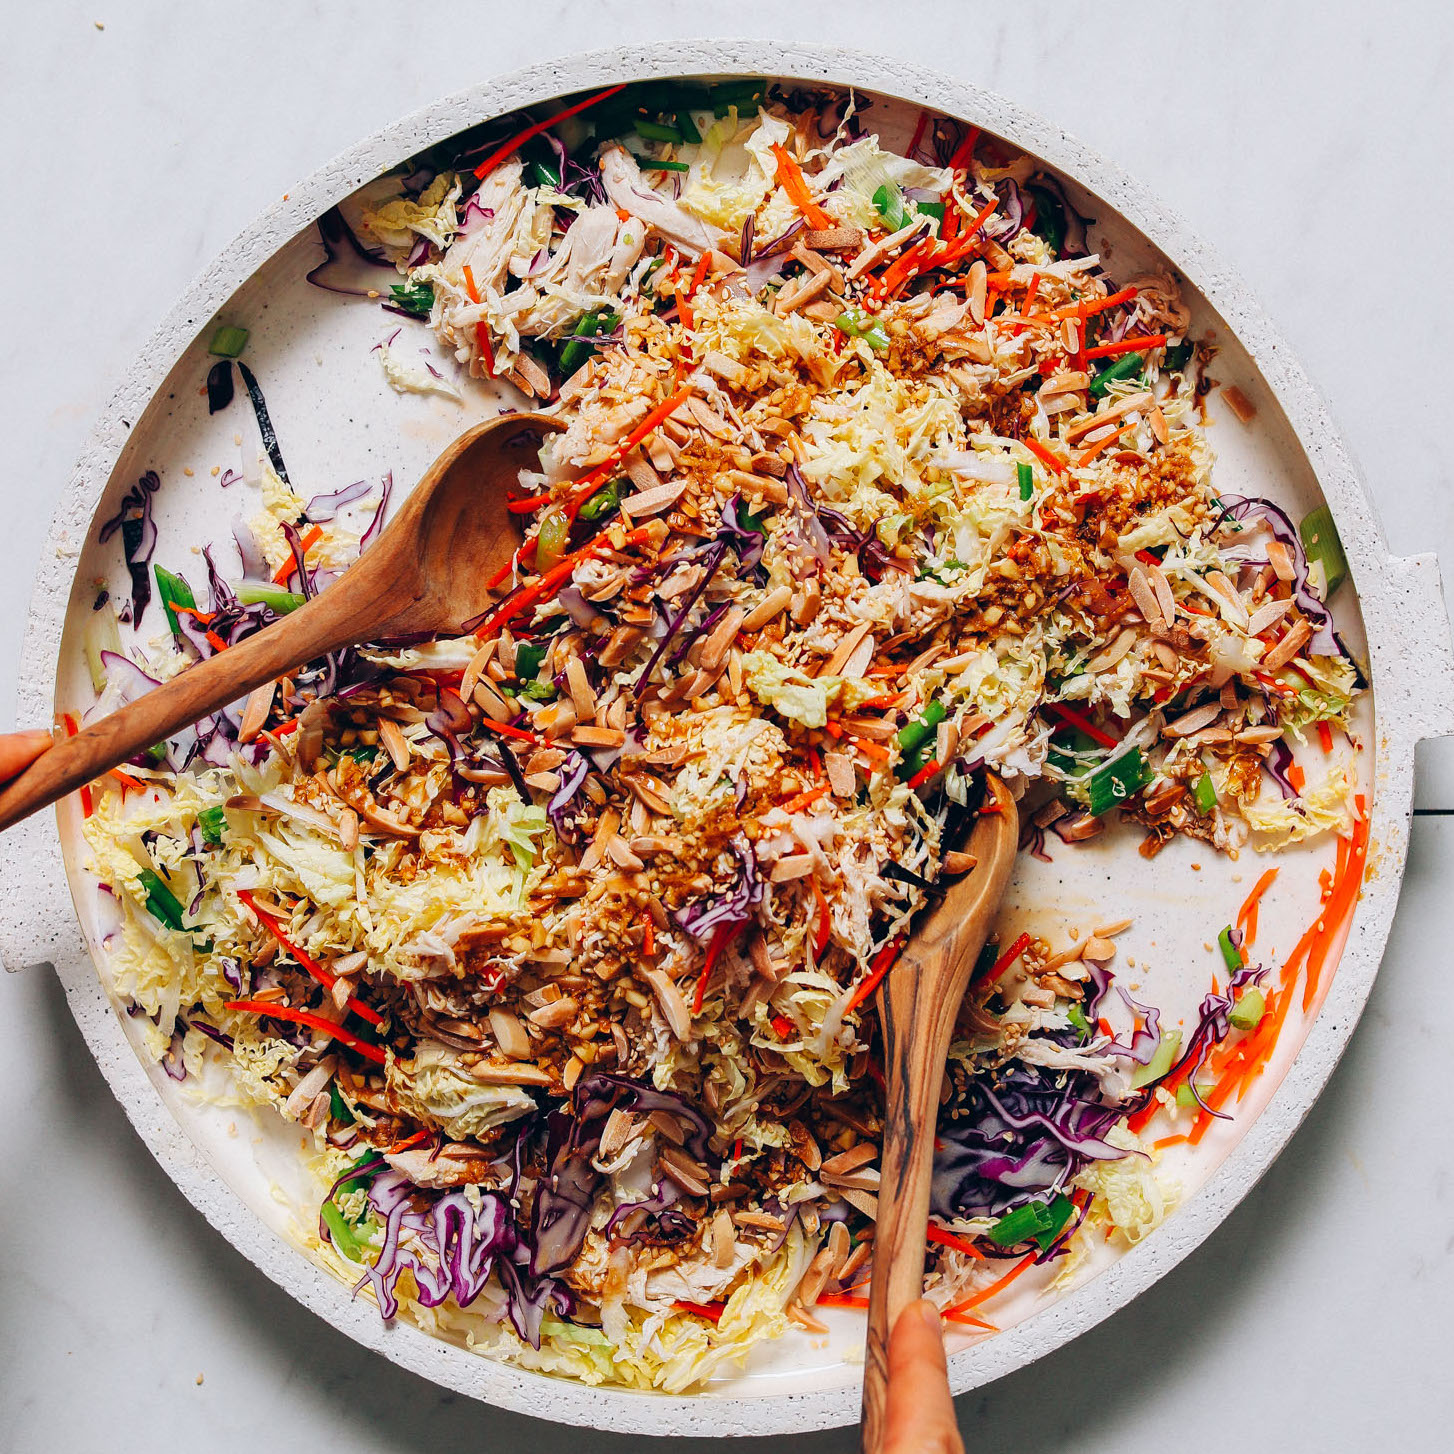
[3,3,1451,1449]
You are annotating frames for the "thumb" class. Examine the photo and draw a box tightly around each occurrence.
[0,729,54,783]
[882,1300,963,1454]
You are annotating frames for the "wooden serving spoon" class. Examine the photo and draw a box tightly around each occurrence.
[860,772,1020,1453]
[0,412,561,833]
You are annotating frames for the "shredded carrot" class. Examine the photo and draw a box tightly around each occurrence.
[272,524,322,585]
[477,719,540,744]
[1036,284,1139,327]
[780,782,831,814]
[946,1251,1037,1314]
[641,912,655,957]
[558,386,692,517]
[846,936,904,1013]
[461,263,481,304]
[926,1225,985,1260]
[228,1001,387,1064]
[1082,333,1168,360]
[1287,762,1306,793]
[672,1299,725,1323]
[857,691,907,711]
[815,1292,870,1310]
[1236,867,1279,948]
[849,735,890,766]
[979,931,1032,987]
[1013,272,1041,335]
[770,143,833,230]
[387,1129,430,1155]
[906,757,942,790]
[942,1308,1000,1330]
[1043,700,1119,749]
[108,767,144,793]
[1302,800,1367,1011]
[1152,1134,1187,1150]
[1316,720,1334,753]
[946,125,980,171]
[1024,438,1068,475]
[1075,425,1132,468]
[473,84,627,181]
[692,921,737,1014]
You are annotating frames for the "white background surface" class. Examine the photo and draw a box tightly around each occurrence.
[2,3,1452,1450]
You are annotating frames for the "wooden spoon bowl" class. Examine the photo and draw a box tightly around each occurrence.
[860,772,1020,1452]
[0,412,560,832]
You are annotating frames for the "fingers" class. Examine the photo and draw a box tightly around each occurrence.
[0,729,53,783]
[882,1300,964,1454]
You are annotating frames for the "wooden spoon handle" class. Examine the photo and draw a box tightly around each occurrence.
[0,582,392,832]
[860,933,994,1453]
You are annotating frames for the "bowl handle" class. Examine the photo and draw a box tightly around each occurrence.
[1378,553,1454,743]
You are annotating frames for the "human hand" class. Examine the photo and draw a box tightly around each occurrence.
[0,730,52,782]
[882,1300,964,1454]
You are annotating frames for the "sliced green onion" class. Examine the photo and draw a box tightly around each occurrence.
[674,109,703,145]
[632,153,689,172]
[1300,505,1348,598]
[1193,770,1217,815]
[136,868,186,932]
[710,81,765,117]
[328,1084,356,1126]
[1176,1081,1211,1108]
[388,281,434,319]
[320,1201,372,1262]
[1026,185,1065,254]
[986,1200,1055,1247]
[835,308,891,353]
[633,118,683,143]
[197,805,228,846]
[972,939,999,983]
[577,478,623,522]
[1083,747,1150,817]
[208,324,249,358]
[1032,1193,1077,1250]
[153,564,196,640]
[1163,340,1194,371]
[514,641,548,682]
[236,582,306,614]
[915,200,946,231]
[522,680,557,701]
[1229,987,1266,1031]
[872,184,907,231]
[559,309,620,375]
[1089,352,1144,399]
[1130,1029,1182,1090]
[1066,1002,1092,1036]
[896,701,946,756]
[535,506,571,573]
[1218,925,1244,974]
[1017,461,1034,501]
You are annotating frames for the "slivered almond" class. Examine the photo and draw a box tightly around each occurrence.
[822,620,875,677]
[702,350,748,387]
[647,1109,687,1146]
[686,396,734,439]
[511,352,551,398]
[622,451,659,492]
[630,832,685,857]
[565,657,597,718]
[571,725,625,748]
[468,1061,552,1087]
[626,774,673,815]
[725,468,789,505]
[942,850,978,874]
[378,717,411,771]
[769,854,816,882]
[821,1142,878,1176]
[1127,567,1163,627]
[534,698,577,739]
[473,677,513,722]
[824,750,856,797]
[623,480,686,517]
[1147,562,1176,623]
[460,639,497,702]
[1247,598,1292,636]
[641,966,691,1041]
[599,1107,639,1160]
[527,996,578,1029]
[797,1247,836,1309]
[1164,701,1222,737]
[658,1145,711,1197]
[1087,627,1138,672]
[1260,618,1311,672]
[1039,369,1090,397]
[820,1166,881,1192]
[711,1209,737,1269]
[775,268,833,315]
[1266,541,1296,582]
[238,680,277,744]
[1092,918,1134,937]
[966,258,987,324]
[700,606,744,671]
[741,584,792,630]
[489,1007,533,1060]
[605,836,644,871]
[839,1188,879,1220]
[1065,390,1154,442]
[1080,937,1116,962]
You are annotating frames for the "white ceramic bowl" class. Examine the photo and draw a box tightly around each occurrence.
[5,41,1453,1439]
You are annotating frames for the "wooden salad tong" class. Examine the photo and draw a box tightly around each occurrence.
[0,413,560,832]
[860,772,1019,1452]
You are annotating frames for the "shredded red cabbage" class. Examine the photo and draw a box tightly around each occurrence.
[98,470,161,624]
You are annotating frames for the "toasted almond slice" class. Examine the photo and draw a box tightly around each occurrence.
[724,468,789,505]
[1164,701,1222,737]
[941,849,978,874]
[1222,384,1256,422]
[1236,725,1287,745]
[238,680,277,745]
[605,835,645,871]
[1247,598,1292,636]
[1065,389,1154,442]
[711,1209,737,1269]
[640,966,691,1041]
[1146,562,1176,623]
[1127,567,1163,628]
[821,1142,878,1176]
[565,656,597,719]
[489,1007,533,1060]
[622,480,687,517]
[699,606,745,672]
[702,350,748,387]
[1266,541,1296,582]
[1091,918,1134,937]
[511,352,551,398]
[658,1144,711,1197]
[599,1107,640,1160]
[1086,627,1138,672]
[741,584,793,630]
[1260,617,1312,672]
[820,1166,881,1192]
[769,853,816,882]
[1080,936,1116,962]
[824,750,856,797]
[460,639,498,703]
[468,1061,553,1087]
[622,450,659,492]
[571,725,625,748]
[473,677,513,722]
[378,716,411,771]
[821,620,875,677]
[839,1188,879,1220]
[527,996,578,1030]
[686,395,734,439]
[966,258,988,325]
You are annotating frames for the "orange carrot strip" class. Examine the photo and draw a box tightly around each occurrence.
[770,144,832,230]
[1024,438,1068,475]
[780,782,832,814]
[228,1001,387,1064]
[1236,867,1280,949]
[272,524,322,585]
[947,1251,1037,1314]
[846,936,904,1013]
[1316,720,1334,753]
[473,84,628,181]
[926,1225,985,1260]
[1083,333,1167,360]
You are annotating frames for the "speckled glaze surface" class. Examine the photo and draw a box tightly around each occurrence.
[3,41,1452,1439]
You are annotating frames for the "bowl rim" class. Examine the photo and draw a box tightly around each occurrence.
[5,38,1451,1439]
